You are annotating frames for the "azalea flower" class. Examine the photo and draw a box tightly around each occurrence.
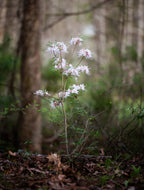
[78,49,92,59]
[63,65,79,77]
[66,84,85,95]
[56,42,68,53]
[54,58,68,70]
[58,84,85,99]
[58,91,71,98]
[70,37,83,46]
[71,84,85,91]
[54,58,66,65]
[50,100,61,108]
[78,84,85,90]
[58,91,65,98]
[46,42,68,55]
[46,43,57,54]
[77,65,90,75]
[34,90,50,96]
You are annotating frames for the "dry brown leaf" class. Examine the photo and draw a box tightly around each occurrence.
[62,164,69,171]
[100,148,105,156]
[58,174,66,181]
[8,150,16,156]
[47,153,61,164]
[47,153,62,172]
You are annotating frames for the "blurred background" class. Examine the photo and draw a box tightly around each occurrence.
[0,0,144,155]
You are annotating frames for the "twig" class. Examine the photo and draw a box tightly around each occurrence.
[61,101,69,155]
[46,0,114,17]
[43,128,63,143]
[44,0,114,30]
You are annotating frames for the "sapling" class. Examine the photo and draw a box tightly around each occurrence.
[34,37,92,154]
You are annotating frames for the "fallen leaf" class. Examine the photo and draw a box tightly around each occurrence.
[8,150,16,156]
[58,174,66,181]
[100,148,105,156]
[47,153,61,166]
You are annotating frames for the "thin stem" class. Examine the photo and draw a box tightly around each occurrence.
[68,44,78,63]
[61,100,69,155]
[61,74,64,90]
[53,50,57,57]
[63,77,67,93]
[76,56,84,67]
[60,52,64,90]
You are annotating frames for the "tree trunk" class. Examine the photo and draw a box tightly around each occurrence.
[19,0,42,153]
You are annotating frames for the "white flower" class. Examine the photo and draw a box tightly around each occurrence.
[65,91,71,98]
[78,49,92,59]
[66,84,85,96]
[58,91,71,98]
[34,90,50,97]
[79,84,85,90]
[50,101,56,108]
[54,58,66,65]
[44,91,51,96]
[58,91,65,98]
[63,65,80,77]
[56,42,68,53]
[70,37,83,46]
[50,100,61,109]
[46,43,57,54]
[77,65,90,75]
[46,42,68,55]
[71,88,79,94]
[71,84,85,91]
[57,84,85,99]
[54,58,67,70]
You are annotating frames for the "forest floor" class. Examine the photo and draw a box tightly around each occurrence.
[0,151,144,190]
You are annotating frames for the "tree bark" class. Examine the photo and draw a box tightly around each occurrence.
[19,0,42,153]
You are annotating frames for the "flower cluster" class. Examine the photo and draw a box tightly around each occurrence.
[50,101,61,109]
[70,37,83,46]
[54,58,67,70]
[46,42,68,55]
[78,49,92,59]
[35,37,92,109]
[58,84,85,99]
[34,90,50,97]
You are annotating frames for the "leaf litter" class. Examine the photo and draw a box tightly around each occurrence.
[0,151,144,190]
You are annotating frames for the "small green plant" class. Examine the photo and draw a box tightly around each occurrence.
[105,158,112,170]
[100,175,109,186]
[131,165,141,178]
[24,141,32,145]
[124,180,129,188]
[38,188,47,190]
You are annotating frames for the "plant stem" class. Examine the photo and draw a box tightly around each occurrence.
[76,56,84,67]
[68,44,77,63]
[61,100,69,155]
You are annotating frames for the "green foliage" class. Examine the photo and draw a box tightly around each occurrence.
[0,36,22,152]
[100,175,109,186]
[131,165,141,178]
[125,46,138,62]
[108,62,122,86]
[87,78,112,112]
[118,100,144,120]
[124,180,129,188]
[105,158,112,170]
[42,99,63,125]
[0,96,13,110]
[141,51,144,72]
[133,72,144,88]
[0,36,15,85]
[42,58,61,92]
